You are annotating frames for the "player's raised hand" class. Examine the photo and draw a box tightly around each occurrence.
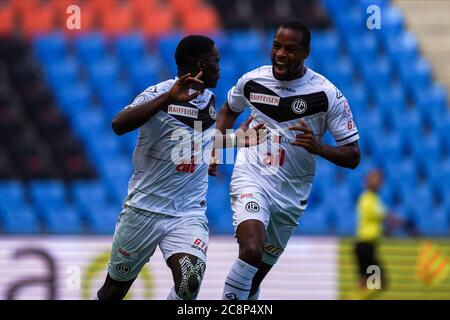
[168,71,204,102]
[236,116,267,147]
[288,119,322,154]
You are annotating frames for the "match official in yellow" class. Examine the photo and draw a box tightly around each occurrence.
[352,169,401,299]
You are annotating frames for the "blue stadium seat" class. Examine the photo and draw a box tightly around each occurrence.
[86,133,123,165]
[75,33,107,65]
[310,30,341,63]
[411,133,442,166]
[399,183,434,212]
[45,57,80,91]
[331,204,357,236]
[88,56,121,91]
[334,6,366,35]
[428,159,450,191]
[115,33,147,65]
[377,5,405,41]
[372,131,405,163]
[346,32,379,64]
[398,56,431,91]
[414,83,448,117]
[392,109,422,138]
[84,202,118,234]
[29,181,67,212]
[322,56,355,89]
[158,33,184,76]
[69,107,108,139]
[360,56,392,90]
[1,206,39,234]
[344,83,368,114]
[0,181,27,208]
[42,205,83,234]
[128,56,160,92]
[98,82,134,119]
[55,81,92,115]
[385,31,418,64]
[298,206,329,235]
[117,129,139,155]
[384,158,418,189]
[206,176,233,234]
[415,207,449,236]
[34,33,68,65]
[374,82,407,117]
[228,30,263,57]
[72,181,113,215]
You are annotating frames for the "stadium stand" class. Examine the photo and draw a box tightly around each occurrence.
[0,0,448,237]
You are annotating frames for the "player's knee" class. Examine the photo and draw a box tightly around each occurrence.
[175,256,206,300]
[240,243,264,266]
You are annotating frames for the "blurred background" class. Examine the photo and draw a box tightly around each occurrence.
[0,0,449,299]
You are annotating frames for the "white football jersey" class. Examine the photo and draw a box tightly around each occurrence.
[227,66,359,211]
[122,79,217,217]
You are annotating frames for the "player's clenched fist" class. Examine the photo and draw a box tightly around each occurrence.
[289,119,323,155]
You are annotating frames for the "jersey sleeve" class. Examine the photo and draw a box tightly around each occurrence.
[227,73,249,113]
[124,83,169,110]
[325,86,359,146]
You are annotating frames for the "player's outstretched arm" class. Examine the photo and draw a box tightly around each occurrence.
[112,72,204,135]
[214,116,266,149]
[289,119,361,169]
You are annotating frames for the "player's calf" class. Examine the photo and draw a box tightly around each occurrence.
[96,273,136,300]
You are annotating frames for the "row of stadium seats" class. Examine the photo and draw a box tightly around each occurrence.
[0,0,220,37]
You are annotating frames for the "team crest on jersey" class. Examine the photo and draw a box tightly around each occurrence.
[209,104,216,120]
[291,98,308,114]
[168,104,199,119]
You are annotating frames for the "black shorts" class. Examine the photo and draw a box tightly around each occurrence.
[354,241,379,277]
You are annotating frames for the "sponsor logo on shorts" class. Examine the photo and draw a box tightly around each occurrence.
[116,263,130,275]
[240,193,254,199]
[191,238,208,255]
[118,247,130,257]
[245,201,260,213]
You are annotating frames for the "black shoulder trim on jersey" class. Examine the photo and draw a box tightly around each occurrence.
[160,95,216,131]
[243,80,328,122]
[335,132,359,142]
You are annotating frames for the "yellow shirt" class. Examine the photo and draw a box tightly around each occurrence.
[356,190,386,242]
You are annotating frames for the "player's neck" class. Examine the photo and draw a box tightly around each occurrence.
[283,65,307,81]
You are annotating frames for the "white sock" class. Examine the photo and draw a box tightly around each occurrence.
[248,287,260,300]
[222,258,258,300]
[167,286,182,300]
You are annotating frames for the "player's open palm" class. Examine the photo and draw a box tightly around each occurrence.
[168,71,204,102]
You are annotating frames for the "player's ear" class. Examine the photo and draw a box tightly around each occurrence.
[303,46,310,60]
[197,59,205,71]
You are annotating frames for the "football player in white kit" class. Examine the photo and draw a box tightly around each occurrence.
[94,35,264,300]
[215,21,361,300]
